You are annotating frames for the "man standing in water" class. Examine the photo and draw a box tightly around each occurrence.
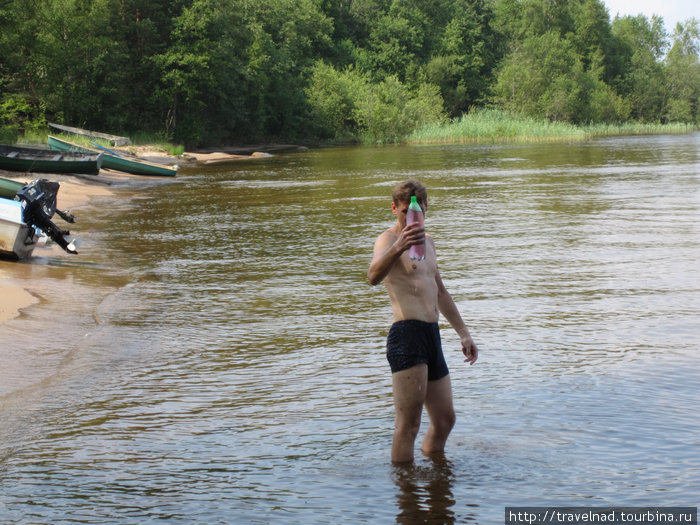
[368,179,478,463]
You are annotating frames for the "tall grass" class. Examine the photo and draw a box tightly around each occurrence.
[408,109,584,143]
[128,131,185,156]
[408,108,697,144]
[583,121,696,137]
[17,129,56,146]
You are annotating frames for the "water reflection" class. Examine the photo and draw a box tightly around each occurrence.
[393,455,472,524]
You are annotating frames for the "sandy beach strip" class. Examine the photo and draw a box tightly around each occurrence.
[0,172,114,323]
[132,148,271,165]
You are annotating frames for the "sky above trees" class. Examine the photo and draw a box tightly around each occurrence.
[603,0,699,33]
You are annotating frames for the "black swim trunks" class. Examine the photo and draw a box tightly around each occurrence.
[386,320,449,381]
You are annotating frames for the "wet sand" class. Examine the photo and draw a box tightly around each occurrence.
[0,281,38,323]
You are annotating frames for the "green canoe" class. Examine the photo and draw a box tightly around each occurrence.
[0,144,103,176]
[48,135,177,177]
[0,176,25,199]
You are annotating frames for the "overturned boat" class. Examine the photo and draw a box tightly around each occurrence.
[48,122,131,147]
[0,179,78,260]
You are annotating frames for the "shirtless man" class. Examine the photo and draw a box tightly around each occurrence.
[368,179,478,463]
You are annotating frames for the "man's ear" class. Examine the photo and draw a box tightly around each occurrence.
[391,201,398,215]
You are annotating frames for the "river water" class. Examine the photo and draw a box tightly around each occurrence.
[1,134,699,523]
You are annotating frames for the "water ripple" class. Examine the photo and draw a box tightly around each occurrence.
[2,135,699,523]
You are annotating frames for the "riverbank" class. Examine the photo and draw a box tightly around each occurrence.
[0,141,292,323]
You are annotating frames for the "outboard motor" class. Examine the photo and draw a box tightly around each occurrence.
[16,179,78,254]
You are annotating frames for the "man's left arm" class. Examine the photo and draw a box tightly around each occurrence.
[436,271,479,365]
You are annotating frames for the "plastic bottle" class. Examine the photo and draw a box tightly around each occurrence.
[406,195,425,261]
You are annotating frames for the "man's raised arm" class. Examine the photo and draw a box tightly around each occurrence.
[368,232,402,285]
[368,223,425,285]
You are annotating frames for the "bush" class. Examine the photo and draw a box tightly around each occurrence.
[588,82,631,123]
[353,76,446,143]
[665,98,694,122]
[305,62,368,140]
[0,93,46,142]
[306,61,446,143]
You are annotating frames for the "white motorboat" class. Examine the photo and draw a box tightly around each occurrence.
[0,198,38,259]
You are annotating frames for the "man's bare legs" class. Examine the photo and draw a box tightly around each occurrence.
[391,365,427,462]
[422,374,456,455]
[391,365,456,462]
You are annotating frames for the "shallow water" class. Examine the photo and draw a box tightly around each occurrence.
[1,134,699,523]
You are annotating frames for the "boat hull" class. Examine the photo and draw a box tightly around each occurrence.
[0,199,36,259]
[49,122,131,147]
[48,136,176,177]
[0,176,25,199]
[0,145,103,175]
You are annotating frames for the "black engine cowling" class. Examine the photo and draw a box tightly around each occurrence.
[16,179,78,254]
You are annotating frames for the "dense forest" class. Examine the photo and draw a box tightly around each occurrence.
[0,0,699,146]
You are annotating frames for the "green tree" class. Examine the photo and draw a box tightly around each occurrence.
[112,0,188,133]
[491,32,582,121]
[152,0,333,145]
[611,14,668,122]
[0,0,50,132]
[306,61,445,143]
[422,0,500,116]
[152,0,237,144]
[305,62,368,140]
[569,0,617,82]
[356,1,425,82]
[243,0,333,139]
[490,0,629,123]
[1,0,696,146]
[664,19,700,122]
[514,0,574,41]
[31,0,128,127]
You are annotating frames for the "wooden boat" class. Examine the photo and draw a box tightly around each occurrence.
[0,176,25,199]
[0,145,103,175]
[48,135,177,177]
[0,197,38,259]
[48,122,131,146]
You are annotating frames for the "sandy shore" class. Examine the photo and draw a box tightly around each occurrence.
[0,281,38,323]
[117,146,277,166]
